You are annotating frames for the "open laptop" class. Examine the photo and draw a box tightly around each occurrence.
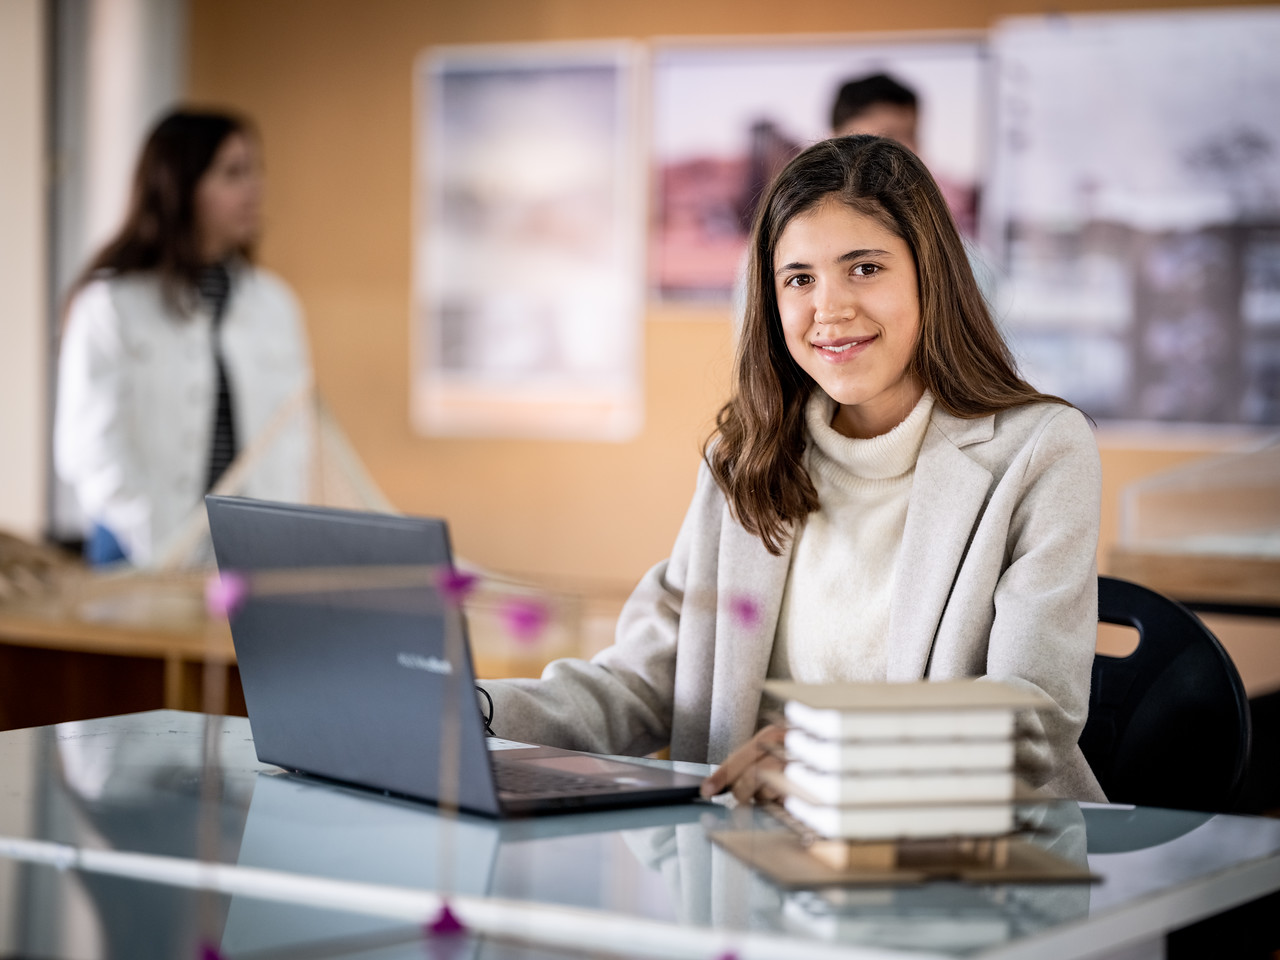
[205,496,704,817]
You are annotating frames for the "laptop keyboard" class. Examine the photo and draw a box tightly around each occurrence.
[493,763,610,797]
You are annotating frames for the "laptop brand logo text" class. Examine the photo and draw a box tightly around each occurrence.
[396,652,453,675]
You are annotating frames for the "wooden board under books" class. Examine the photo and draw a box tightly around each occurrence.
[710,829,1097,888]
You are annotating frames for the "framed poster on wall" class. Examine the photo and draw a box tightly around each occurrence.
[413,43,644,441]
[987,9,1280,425]
[650,35,988,302]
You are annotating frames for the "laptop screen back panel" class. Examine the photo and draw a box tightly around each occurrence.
[207,497,501,818]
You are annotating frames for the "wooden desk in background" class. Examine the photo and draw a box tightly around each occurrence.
[1109,546,1280,618]
[0,580,240,729]
[0,572,625,732]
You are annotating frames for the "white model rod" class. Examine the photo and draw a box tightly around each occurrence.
[0,835,945,960]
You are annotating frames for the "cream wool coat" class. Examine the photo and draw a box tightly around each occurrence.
[486,401,1106,802]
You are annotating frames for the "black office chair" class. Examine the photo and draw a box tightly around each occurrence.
[1079,576,1251,814]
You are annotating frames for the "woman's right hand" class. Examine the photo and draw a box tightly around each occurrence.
[699,724,786,805]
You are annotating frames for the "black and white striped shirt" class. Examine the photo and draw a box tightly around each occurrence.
[197,263,237,491]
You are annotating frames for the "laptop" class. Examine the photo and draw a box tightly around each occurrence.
[205,496,705,817]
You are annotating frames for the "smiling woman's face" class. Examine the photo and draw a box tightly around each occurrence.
[773,197,924,439]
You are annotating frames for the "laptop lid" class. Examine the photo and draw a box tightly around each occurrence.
[206,495,502,817]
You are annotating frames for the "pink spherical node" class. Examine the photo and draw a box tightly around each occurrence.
[727,593,761,629]
[197,941,225,960]
[434,567,479,606]
[425,901,467,936]
[204,571,249,620]
[499,597,550,644]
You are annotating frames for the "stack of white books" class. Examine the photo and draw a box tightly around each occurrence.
[764,680,1049,843]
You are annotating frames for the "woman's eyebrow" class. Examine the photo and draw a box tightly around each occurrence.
[837,247,892,263]
[775,248,893,276]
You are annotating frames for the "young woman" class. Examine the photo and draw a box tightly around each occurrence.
[483,135,1104,804]
[56,109,310,567]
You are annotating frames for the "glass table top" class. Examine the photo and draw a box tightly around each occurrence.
[1,710,1277,960]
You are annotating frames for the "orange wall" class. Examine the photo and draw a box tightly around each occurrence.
[188,0,1275,597]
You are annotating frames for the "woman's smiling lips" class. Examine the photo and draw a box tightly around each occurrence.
[811,334,877,361]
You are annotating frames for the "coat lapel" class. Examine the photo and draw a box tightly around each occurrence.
[886,413,995,681]
[708,506,793,759]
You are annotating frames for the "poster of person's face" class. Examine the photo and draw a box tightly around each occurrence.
[651,39,988,301]
[413,45,644,441]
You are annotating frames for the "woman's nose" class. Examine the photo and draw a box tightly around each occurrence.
[814,286,855,324]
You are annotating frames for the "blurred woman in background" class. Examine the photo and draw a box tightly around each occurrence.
[56,109,310,567]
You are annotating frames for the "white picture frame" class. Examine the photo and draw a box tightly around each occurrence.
[413,42,645,441]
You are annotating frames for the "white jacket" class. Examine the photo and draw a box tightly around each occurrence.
[55,267,311,566]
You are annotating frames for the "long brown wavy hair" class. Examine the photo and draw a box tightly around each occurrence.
[705,135,1067,555]
[68,109,256,314]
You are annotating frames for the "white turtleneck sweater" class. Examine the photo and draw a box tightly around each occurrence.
[768,389,935,684]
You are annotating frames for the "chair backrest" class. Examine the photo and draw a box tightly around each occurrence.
[1079,576,1251,813]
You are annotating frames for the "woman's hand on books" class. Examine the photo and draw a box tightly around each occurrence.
[699,724,785,805]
